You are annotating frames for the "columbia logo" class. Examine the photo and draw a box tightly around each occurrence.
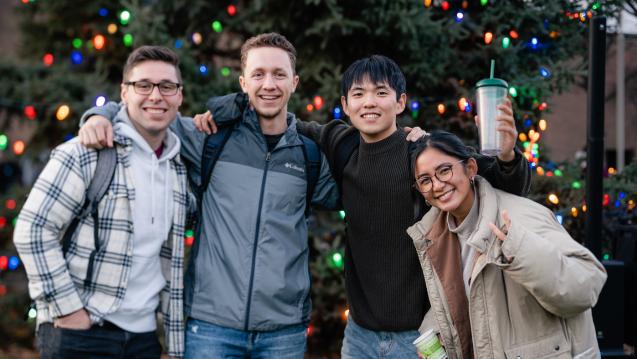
[285,163,305,173]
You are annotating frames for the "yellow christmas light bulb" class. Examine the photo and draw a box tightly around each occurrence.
[539,119,547,131]
[548,193,559,205]
[56,105,70,121]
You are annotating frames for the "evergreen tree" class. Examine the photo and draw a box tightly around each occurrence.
[0,0,629,353]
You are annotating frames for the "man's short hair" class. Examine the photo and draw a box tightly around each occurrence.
[123,45,182,82]
[240,33,297,74]
[341,55,406,102]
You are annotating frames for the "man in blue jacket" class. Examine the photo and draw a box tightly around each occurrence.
[79,33,340,358]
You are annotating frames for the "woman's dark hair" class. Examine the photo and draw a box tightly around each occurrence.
[410,131,477,177]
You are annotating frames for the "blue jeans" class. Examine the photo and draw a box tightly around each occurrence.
[185,318,307,359]
[341,317,420,359]
[37,322,161,359]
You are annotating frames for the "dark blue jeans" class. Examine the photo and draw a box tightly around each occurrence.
[37,322,162,359]
[185,318,307,359]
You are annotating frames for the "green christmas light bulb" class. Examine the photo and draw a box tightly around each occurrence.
[554,169,563,177]
[123,34,134,47]
[508,86,517,97]
[339,210,346,220]
[0,134,8,150]
[332,252,344,268]
[572,181,582,189]
[72,38,82,49]
[120,10,131,25]
[212,20,223,33]
[502,36,510,49]
[221,67,231,77]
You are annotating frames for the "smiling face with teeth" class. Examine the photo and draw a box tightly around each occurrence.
[341,78,406,143]
[239,47,299,126]
[121,60,182,149]
[415,147,477,222]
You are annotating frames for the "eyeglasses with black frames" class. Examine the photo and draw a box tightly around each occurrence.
[414,159,466,193]
[124,81,182,96]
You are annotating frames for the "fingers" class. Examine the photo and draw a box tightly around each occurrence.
[193,113,209,134]
[404,126,413,133]
[496,124,517,138]
[488,223,507,241]
[501,210,511,228]
[84,127,104,150]
[206,111,218,134]
[193,111,217,134]
[474,115,480,127]
[79,116,114,149]
[405,126,428,142]
[497,99,513,116]
[105,125,114,148]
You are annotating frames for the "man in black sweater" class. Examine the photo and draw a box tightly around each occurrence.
[194,55,530,357]
[296,55,530,358]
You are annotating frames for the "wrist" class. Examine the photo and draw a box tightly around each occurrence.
[497,150,515,163]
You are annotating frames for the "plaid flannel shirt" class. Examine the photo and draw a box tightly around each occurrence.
[14,133,191,357]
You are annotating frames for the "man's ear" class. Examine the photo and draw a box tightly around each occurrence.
[292,75,299,92]
[340,96,349,117]
[239,75,248,93]
[396,93,407,113]
[120,83,128,105]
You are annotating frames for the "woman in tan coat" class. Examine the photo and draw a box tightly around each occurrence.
[407,131,606,359]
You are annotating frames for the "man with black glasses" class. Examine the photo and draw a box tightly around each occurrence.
[15,46,191,358]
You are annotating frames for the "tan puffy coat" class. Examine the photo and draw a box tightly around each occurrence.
[406,177,607,359]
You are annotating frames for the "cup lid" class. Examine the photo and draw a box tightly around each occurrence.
[413,329,438,345]
[476,78,508,89]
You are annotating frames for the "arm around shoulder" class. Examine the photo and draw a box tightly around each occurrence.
[79,101,121,127]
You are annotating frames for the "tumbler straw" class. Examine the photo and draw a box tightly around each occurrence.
[490,59,495,79]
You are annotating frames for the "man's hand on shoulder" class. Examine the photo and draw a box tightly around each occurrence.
[54,308,91,330]
[193,110,218,135]
[78,115,114,149]
[404,126,428,142]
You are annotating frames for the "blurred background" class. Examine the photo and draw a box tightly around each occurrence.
[0,0,636,357]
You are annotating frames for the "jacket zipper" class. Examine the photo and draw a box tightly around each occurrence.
[244,151,271,330]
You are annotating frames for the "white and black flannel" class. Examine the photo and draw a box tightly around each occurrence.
[14,134,190,358]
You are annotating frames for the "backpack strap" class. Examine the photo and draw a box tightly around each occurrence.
[60,147,117,287]
[197,124,237,206]
[299,135,321,217]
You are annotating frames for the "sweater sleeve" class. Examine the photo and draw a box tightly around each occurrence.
[494,206,607,318]
[474,148,531,196]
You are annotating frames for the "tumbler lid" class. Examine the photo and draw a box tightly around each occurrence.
[476,78,508,89]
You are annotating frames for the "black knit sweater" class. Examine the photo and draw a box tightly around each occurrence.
[340,129,429,330]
